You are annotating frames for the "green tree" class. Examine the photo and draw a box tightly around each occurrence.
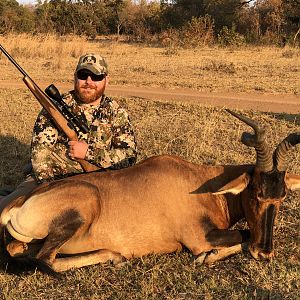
[105,0,126,37]
[35,0,55,33]
[204,0,255,31]
[119,0,163,40]
[0,0,35,33]
[282,0,300,43]
[35,0,108,36]
[17,4,35,32]
[160,0,256,32]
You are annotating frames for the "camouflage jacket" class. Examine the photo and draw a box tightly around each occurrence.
[31,91,137,182]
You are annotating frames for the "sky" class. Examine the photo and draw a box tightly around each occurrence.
[17,0,36,4]
[17,0,119,3]
[17,0,159,4]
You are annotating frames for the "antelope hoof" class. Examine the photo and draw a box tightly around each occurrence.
[194,252,208,265]
[114,259,129,269]
[111,255,126,266]
[6,240,28,257]
[203,249,221,264]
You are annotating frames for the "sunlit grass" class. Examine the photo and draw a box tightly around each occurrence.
[0,87,299,299]
[0,34,299,299]
[0,34,299,94]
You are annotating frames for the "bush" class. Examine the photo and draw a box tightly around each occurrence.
[180,15,214,48]
[159,28,180,49]
[159,15,214,50]
[218,26,245,47]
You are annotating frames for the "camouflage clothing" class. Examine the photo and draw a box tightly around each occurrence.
[31,91,137,182]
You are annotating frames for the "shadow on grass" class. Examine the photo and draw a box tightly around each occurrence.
[0,135,30,189]
[246,285,284,300]
[0,250,35,276]
[0,231,61,277]
[0,136,32,276]
[268,112,300,126]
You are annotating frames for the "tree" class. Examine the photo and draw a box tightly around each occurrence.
[282,0,300,40]
[105,0,126,38]
[34,0,55,33]
[0,0,35,33]
[159,0,256,32]
[35,0,108,36]
[119,0,163,40]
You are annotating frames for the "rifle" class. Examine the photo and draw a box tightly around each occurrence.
[0,44,99,172]
[44,84,89,134]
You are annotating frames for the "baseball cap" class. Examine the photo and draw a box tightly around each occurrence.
[76,53,108,75]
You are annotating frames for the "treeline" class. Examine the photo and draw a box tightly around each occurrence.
[1,0,299,47]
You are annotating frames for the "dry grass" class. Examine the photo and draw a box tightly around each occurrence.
[0,34,299,299]
[0,85,299,299]
[0,34,299,94]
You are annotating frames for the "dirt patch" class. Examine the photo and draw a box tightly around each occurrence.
[0,80,299,113]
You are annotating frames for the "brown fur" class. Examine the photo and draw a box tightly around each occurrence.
[1,154,300,272]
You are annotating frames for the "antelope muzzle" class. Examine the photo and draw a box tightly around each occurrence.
[249,204,277,260]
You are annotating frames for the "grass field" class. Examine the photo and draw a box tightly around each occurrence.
[0,34,299,95]
[0,35,299,299]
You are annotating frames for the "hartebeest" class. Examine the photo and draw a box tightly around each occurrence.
[1,110,299,272]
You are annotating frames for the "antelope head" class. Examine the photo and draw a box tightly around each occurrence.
[215,110,300,260]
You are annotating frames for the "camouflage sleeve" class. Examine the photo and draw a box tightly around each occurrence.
[31,109,59,148]
[30,109,60,181]
[85,102,137,169]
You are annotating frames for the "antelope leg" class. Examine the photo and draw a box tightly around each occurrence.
[52,249,125,272]
[195,243,249,264]
[203,243,243,264]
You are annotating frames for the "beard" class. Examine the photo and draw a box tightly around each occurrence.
[75,84,104,104]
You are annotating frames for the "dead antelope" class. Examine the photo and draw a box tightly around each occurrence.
[1,110,299,273]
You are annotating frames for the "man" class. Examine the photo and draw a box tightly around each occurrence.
[0,53,137,211]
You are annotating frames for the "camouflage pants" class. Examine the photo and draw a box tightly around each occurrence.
[0,175,38,214]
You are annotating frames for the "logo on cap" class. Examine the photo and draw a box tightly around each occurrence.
[76,53,108,75]
[82,55,96,64]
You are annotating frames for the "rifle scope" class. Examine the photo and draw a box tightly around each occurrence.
[45,84,89,134]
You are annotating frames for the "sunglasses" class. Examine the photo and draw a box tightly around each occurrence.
[76,70,106,82]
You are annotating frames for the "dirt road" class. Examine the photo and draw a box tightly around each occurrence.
[108,85,300,114]
[1,80,299,114]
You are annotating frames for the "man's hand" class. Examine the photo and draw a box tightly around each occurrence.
[68,141,88,160]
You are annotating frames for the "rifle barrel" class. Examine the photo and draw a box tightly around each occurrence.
[0,44,30,78]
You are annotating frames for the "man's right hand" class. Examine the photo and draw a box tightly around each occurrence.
[68,141,88,160]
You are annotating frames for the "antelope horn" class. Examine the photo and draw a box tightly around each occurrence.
[226,109,273,172]
[274,133,300,172]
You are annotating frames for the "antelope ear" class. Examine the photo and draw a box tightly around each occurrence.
[213,173,251,195]
[285,173,300,191]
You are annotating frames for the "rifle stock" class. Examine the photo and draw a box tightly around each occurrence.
[1,45,99,172]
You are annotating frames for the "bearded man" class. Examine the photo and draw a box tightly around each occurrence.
[0,53,137,211]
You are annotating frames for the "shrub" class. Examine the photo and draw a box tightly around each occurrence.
[218,26,246,47]
[159,15,214,50]
[159,28,180,54]
[180,15,214,48]
[282,48,300,58]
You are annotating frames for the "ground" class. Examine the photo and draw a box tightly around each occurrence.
[1,80,299,113]
[106,85,299,114]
